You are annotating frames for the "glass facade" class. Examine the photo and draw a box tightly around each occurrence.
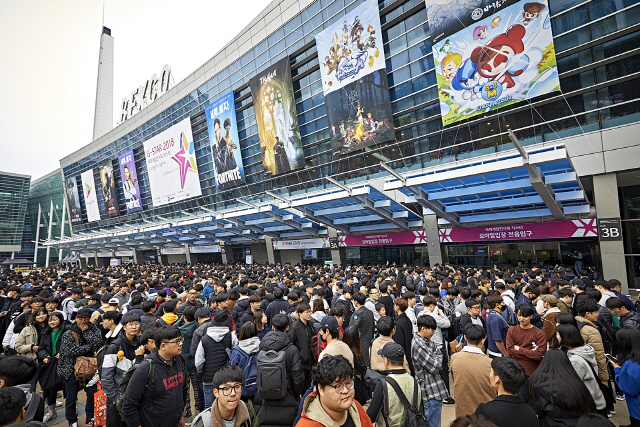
[28,170,72,266]
[0,172,30,255]
[62,0,640,235]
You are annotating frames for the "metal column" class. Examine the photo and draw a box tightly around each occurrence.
[45,199,54,267]
[59,191,67,261]
[33,203,42,264]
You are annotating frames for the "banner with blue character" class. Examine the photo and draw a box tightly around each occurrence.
[427,0,560,126]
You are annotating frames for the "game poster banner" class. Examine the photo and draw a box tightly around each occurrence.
[428,0,560,126]
[118,149,143,214]
[326,70,395,154]
[249,57,304,176]
[65,176,82,224]
[315,0,385,95]
[99,160,119,217]
[205,91,246,189]
[143,117,202,207]
[80,169,101,223]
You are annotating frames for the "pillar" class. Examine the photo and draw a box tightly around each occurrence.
[327,228,343,266]
[45,199,54,267]
[133,250,142,264]
[59,192,67,261]
[424,214,445,267]
[10,252,14,270]
[264,236,276,264]
[221,244,231,263]
[33,203,42,264]
[184,244,192,265]
[593,173,628,292]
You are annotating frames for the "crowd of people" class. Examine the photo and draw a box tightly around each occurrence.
[0,262,638,427]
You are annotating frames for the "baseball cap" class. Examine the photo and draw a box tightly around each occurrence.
[378,342,405,362]
[314,316,339,331]
[108,298,120,305]
[541,295,558,304]
[77,308,92,318]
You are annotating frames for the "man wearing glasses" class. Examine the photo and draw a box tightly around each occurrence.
[177,286,204,317]
[297,355,373,427]
[192,365,259,427]
[122,326,189,427]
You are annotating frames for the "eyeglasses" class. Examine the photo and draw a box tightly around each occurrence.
[218,384,242,396]
[188,292,198,296]
[327,379,355,393]
[163,338,184,345]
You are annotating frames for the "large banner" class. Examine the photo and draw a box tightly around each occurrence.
[438,219,598,242]
[316,0,394,155]
[80,170,101,222]
[99,160,119,217]
[249,57,304,175]
[427,0,560,126]
[272,238,331,250]
[143,117,202,207]
[339,231,428,246]
[65,176,82,224]
[118,150,143,214]
[205,91,245,189]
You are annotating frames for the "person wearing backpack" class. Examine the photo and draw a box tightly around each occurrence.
[178,306,200,421]
[122,326,188,427]
[195,310,237,409]
[229,322,260,401]
[366,342,424,427]
[253,314,304,427]
[101,313,142,427]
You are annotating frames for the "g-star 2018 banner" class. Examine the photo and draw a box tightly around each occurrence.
[427,0,560,126]
[205,91,246,189]
[316,0,394,154]
[99,160,119,217]
[315,0,385,95]
[249,57,304,176]
[80,169,101,223]
[143,117,202,207]
[65,176,82,224]
[118,149,143,214]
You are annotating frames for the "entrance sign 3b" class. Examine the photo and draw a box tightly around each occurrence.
[439,219,598,242]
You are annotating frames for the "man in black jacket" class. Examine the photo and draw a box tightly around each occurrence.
[177,287,204,317]
[475,357,538,427]
[122,326,188,427]
[231,287,250,324]
[350,292,375,367]
[265,288,289,326]
[254,314,304,427]
[459,299,486,335]
[393,298,415,375]
[289,302,316,390]
[333,285,355,329]
[606,297,640,329]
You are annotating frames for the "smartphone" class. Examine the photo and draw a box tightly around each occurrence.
[605,354,617,364]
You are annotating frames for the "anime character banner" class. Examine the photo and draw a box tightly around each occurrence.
[315,0,385,95]
[205,91,246,189]
[118,150,143,214]
[99,160,119,217]
[427,0,560,126]
[325,70,395,154]
[249,57,304,176]
[65,176,82,224]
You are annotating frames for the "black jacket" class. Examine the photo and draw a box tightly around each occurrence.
[253,330,304,427]
[393,313,414,375]
[459,313,486,334]
[37,322,70,359]
[260,294,275,312]
[126,305,145,318]
[232,298,250,323]
[333,297,355,329]
[289,319,316,369]
[176,300,203,317]
[265,298,289,326]
[239,308,257,328]
[122,351,188,427]
[620,310,640,330]
[528,380,594,427]
[140,312,155,324]
[475,395,539,427]
[350,306,375,367]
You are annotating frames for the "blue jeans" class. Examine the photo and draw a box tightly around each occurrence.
[424,399,442,427]
[203,384,214,409]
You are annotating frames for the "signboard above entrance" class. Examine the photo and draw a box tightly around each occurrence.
[339,231,427,246]
[439,219,598,242]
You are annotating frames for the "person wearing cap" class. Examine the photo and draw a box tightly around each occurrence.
[450,325,495,418]
[195,310,238,409]
[317,316,353,366]
[366,342,422,427]
[541,294,561,343]
[56,307,102,427]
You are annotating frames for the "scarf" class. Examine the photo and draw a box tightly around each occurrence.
[51,328,62,356]
[161,312,179,325]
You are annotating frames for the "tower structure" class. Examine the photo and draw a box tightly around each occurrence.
[92,26,114,140]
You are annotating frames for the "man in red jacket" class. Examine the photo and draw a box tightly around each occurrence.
[296,355,372,427]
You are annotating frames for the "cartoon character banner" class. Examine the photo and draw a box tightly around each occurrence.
[118,150,143,214]
[205,91,246,189]
[80,169,101,223]
[65,176,82,224]
[99,160,119,217]
[315,0,384,95]
[143,117,202,207]
[325,70,395,154]
[249,57,304,176]
[427,0,560,126]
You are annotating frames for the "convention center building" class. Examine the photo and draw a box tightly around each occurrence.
[44,0,640,291]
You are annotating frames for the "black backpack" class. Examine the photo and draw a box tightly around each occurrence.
[381,376,428,427]
[256,344,290,400]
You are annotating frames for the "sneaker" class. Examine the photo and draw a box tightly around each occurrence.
[57,392,62,398]
[69,423,78,427]
[85,418,94,427]
[610,410,616,415]
[56,401,63,408]
[443,397,455,406]
[607,413,612,418]
[43,410,57,423]
[616,393,626,401]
